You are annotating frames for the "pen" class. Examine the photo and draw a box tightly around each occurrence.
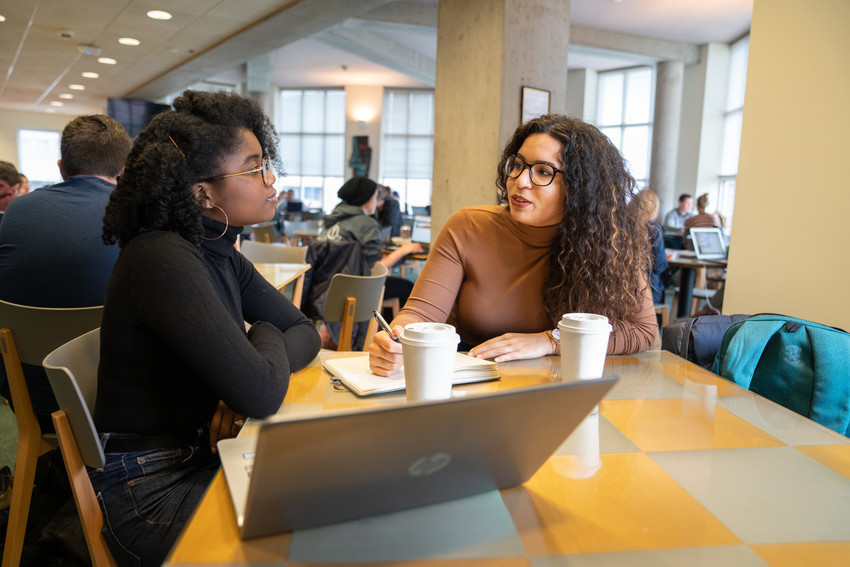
[372,310,400,342]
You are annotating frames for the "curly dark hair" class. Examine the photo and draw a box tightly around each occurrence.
[103,90,281,248]
[495,114,650,325]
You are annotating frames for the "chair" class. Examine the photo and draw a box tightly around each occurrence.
[0,300,103,567]
[240,240,308,264]
[43,329,116,567]
[250,223,278,244]
[323,263,387,351]
[654,303,669,327]
[283,220,321,246]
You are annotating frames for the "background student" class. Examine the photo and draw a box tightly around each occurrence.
[0,115,131,429]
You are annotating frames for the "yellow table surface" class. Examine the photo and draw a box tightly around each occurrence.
[165,350,850,567]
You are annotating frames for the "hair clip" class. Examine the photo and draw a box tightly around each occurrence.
[168,135,185,157]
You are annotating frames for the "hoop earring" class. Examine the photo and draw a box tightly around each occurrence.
[203,204,229,241]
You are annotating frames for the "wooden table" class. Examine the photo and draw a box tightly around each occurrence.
[165,350,850,566]
[382,246,429,279]
[666,251,728,318]
[253,262,311,309]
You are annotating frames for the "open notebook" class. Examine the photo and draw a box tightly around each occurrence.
[323,353,499,396]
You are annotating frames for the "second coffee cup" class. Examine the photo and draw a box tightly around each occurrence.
[399,323,460,402]
[558,313,612,381]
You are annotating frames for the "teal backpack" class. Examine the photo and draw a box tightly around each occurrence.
[712,314,850,437]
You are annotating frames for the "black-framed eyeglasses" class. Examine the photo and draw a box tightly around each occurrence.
[504,155,564,187]
[201,157,273,185]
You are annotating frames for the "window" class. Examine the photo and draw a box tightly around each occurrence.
[595,67,654,189]
[380,89,434,213]
[277,89,345,212]
[16,129,62,189]
[717,35,750,234]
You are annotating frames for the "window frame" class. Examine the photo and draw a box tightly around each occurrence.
[595,66,655,189]
[379,88,435,213]
[717,34,750,234]
[16,128,62,189]
[276,88,346,212]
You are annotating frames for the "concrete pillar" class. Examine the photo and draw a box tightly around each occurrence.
[649,60,684,209]
[566,68,598,121]
[431,0,570,237]
[246,52,275,112]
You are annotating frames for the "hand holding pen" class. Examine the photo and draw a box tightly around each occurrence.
[369,310,404,376]
[372,310,400,342]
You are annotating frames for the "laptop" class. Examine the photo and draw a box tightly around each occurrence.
[689,227,728,260]
[218,376,617,539]
[411,215,431,245]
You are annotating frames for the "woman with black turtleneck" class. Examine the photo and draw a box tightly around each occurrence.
[95,90,321,566]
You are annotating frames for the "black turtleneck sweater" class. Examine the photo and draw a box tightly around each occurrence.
[95,217,321,435]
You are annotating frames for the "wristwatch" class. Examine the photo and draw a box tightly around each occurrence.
[545,328,560,355]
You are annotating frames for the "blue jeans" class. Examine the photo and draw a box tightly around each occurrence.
[89,432,219,567]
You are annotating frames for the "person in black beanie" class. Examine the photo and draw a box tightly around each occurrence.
[315,176,422,346]
[319,176,420,267]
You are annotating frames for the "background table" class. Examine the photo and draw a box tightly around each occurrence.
[165,350,850,566]
[382,246,429,279]
[253,262,311,308]
[667,252,728,318]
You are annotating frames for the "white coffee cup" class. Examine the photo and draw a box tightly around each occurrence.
[400,323,460,402]
[558,313,612,381]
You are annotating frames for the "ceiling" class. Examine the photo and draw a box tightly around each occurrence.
[0,0,753,117]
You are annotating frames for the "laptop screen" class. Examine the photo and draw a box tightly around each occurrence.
[411,215,431,243]
[690,227,727,259]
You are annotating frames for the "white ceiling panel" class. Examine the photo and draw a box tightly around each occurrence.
[0,0,752,116]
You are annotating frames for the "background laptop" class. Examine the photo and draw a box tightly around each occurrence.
[218,376,617,539]
[411,215,431,245]
[690,227,728,260]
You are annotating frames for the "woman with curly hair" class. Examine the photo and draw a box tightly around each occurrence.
[94,90,321,565]
[369,114,656,374]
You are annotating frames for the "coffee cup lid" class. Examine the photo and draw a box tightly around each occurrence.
[400,322,460,345]
[558,313,612,333]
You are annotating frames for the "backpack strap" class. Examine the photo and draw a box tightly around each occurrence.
[808,326,850,435]
[681,317,697,361]
[717,318,786,388]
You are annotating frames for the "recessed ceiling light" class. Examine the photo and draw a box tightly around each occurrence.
[59,93,74,99]
[0,15,6,22]
[98,57,117,65]
[51,101,65,107]
[147,10,172,20]
[81,71,99,78]
[69,84,85,91]
[118,37,140,46]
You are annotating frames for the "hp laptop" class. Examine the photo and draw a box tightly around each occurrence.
[218,376,617,539]
[690,227,728,260]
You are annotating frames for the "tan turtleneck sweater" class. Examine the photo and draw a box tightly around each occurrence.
[393,206,656,354]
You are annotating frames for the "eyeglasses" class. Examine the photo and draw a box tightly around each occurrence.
[201,157,273,185]
[504,155,564,187]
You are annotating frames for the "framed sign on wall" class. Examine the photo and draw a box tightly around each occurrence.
[521,86,550,124]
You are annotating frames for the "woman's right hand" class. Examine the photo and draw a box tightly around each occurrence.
[368,326,405,376]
